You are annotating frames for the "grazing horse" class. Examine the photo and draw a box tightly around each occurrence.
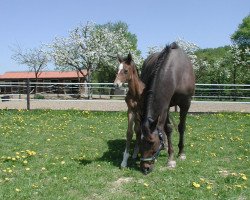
[140,42,195,174]
[114,53,145,168]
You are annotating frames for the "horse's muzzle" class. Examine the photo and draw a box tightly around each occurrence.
[141,162,154,175]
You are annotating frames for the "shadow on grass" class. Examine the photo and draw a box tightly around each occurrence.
[76,139,140,171]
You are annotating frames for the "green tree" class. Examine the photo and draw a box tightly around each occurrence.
[231,14,250,47]
[230,14,250,84]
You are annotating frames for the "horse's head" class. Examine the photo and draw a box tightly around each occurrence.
[114,52,136,88]
[140,117,164,175]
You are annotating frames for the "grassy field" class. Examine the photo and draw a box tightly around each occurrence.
[0,109,249,200]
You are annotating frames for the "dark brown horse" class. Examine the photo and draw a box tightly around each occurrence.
[114,53,145,168]
[140,42,195,174]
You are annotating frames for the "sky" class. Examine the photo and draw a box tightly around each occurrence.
[0,0,249,74]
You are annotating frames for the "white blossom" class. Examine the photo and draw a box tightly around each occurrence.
[47,22,143,80]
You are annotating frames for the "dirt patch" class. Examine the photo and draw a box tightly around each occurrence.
[110,177,133,193]
[218,169,230,177]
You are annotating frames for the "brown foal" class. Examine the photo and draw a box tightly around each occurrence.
[114,53,145,167]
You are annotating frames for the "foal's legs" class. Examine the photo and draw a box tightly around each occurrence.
[164,112,176,168]
[132,119,140,159]
[121,110,134,168]
[178,100,191,160]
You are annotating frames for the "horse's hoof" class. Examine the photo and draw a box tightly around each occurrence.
[120,161,128,168]
[132,154,137,159]
[120,164,127,168]
[179,154,186,160]
[167,160,176,169]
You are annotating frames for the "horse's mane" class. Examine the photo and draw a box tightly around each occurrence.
[144,42,178,119]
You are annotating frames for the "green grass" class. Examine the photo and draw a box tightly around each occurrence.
[0,109,249,200]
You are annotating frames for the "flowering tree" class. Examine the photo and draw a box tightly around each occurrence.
[229,44,250,84]
[48,22,142,83]
[147,38,199,68]
[12,45,48,78]
[11,45,49,93]
[176,38,200,70]
[147,38,204,80]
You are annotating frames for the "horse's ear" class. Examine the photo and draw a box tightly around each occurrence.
[127,52,133,64]
[117,54,123,63]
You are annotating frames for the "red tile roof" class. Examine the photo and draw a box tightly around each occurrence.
[0,71,87,80]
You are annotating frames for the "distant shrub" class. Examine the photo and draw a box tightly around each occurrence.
[34,94,45,99]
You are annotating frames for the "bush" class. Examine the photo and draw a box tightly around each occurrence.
[34,94,45,99]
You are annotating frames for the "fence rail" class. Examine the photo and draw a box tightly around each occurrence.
[1,81,250,104]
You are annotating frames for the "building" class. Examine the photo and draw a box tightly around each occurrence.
[0,70,87,94]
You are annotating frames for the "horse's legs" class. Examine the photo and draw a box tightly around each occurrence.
[178,100,191,160]
[164,112,176,168]
[121,110,134,168]
[132,119,140,159]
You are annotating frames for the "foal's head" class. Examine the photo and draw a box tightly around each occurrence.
[114,53,137,87]
[140,117,164,175]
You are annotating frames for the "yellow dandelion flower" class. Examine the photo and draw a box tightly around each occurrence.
[192,182,200,188]
[200,178,205,183]
[207,185,212,190]
[26,150,36,156]
[61,161,65,165]
[242,175,247,180]
[143,183,149,187]
[41,167,46,171]
[32,184,39,189]
[63,177,68,180]
[15,188,21,192]
[235,185,242,188]
[25,168,30,171]
[23,160,28,164]
[210,153,216,157]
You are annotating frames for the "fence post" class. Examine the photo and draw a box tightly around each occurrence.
[26,79,30,110]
